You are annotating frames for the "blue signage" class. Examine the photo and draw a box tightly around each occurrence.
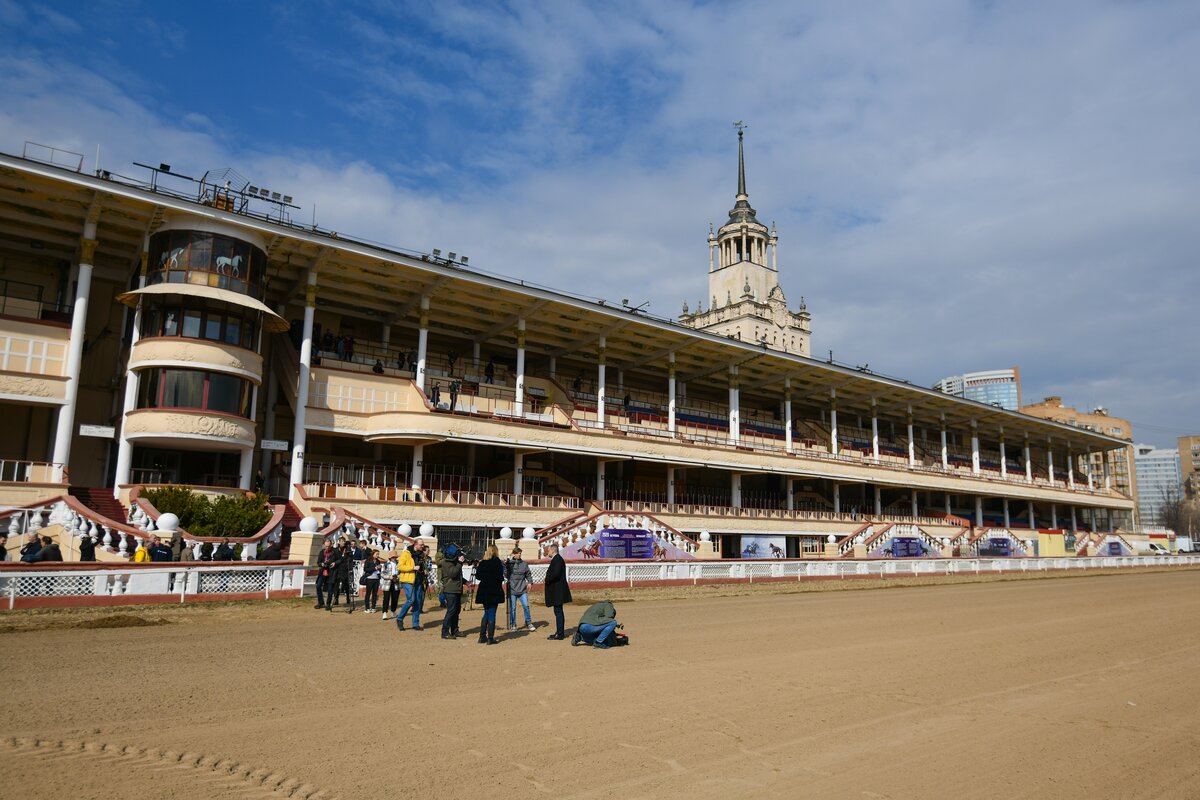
[598,529,655,559]
[1107,541,1122,556]
[988,538,1011,557]
[890,537,923,558]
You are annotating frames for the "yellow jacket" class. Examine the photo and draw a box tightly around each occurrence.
[398,549,416,584]
[133,546,150,563]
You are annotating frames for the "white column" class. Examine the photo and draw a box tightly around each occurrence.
[731,473,742,508]
[288,270,319,498]
[1086,448,1094,489]
[596,338,607,430]
[1047,442,1055,484]
[1024,438,1033,483]
[784,380,794,453]
[1050,503,1058,529]
[52,234,98,476]
[870,400,879,462]
[999,432,1007,481]
[112,247,148,496]
[1003,498,1011,528]
[595,460,606,501]
[975,496,983,527]
[728,366,740,444]
[741,228,747,262]
[970,420,980,475]
[549,356,556,381]
[415,296,430,391]
[409,444,424,492]
[238,448,254,490]
[787,478,795,512]
[380,323,391,352]
[873,486,882,517]
[910,489,918,518]
[1027,500,1036,529]
[472,341,481,371]
[945,493,952,515]
[939,416,948,469]
[1070,506,1077,533]
[830,389,839,455]
[833,483,841,514]
[667,353,677,434]
[1103,456,1111,491]
[513,451,523,496]
[906,407,915,468]
[514,318,526,416]
[1067,448,1075,489]
[666,467,675,505]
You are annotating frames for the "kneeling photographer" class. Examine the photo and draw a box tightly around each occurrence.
[573,599,626,649]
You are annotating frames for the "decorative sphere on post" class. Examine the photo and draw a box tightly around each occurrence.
[827,534,837,543]
[700,530,711,542]
[299,517,319,533]
[499,526,513,540]
[418,523,434,538]
[156,512,179,533]
[522,526,535,539]
[398,523,413,537]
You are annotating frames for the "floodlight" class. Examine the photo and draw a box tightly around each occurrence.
[283,195,293,204]
[272,192,281,200]
[460,256,469,265]
[432,248,442,257]
[447,252,457,261]
[248,185,259,194]
[160,163,171,172]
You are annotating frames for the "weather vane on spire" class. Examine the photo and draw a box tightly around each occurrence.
[733,120,747,135]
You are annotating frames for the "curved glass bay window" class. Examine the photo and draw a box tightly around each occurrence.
[140,295,260,350]
[136,368,253,417]
[148,229,267,298]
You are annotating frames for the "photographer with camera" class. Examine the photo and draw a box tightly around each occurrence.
[573,599,623,649]
[436,543,466,640]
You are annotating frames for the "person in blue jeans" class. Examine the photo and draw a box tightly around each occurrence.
[505,548,536,631]
[573,600,619,649]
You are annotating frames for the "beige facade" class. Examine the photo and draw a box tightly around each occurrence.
[1021,396,1136,523]
[1180,434,1200,498]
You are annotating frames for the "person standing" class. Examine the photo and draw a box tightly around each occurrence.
[34,535,62,562]
[380,552,400,620]
[484,359,495,384]
[544,543,572,640]
[327,540,354,613]
[449,379,460,412]
[436,544,465,640]
[315,540,335,609]
[411,542,429,630]
[133,538,151,563]
[214,540,236,561]
[77,533,96,562]
[506,548,535,632]
[473,545,505,644]
[169,531,186,562]
[394,542,418,630]
[362,550,382,614]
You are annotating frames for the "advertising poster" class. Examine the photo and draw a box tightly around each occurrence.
[1107,541,1123,556]
[560,528,695,560]
[889,536,924,558]
[740,535,787,559]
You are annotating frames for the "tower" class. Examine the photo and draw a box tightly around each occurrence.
[679,124,811,355]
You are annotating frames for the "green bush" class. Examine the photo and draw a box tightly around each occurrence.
[140,487,272,538]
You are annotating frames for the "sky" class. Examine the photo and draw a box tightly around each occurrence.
[0,0,1196,448]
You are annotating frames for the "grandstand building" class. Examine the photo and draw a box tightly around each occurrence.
[0,141,1136,560]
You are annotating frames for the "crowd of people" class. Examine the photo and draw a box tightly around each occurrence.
[311,539,625,648]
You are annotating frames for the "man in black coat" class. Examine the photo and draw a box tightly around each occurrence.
[19,533,42,562]
[148,535,173,562]
[327,540,354,614]
[78,534,97,561]
[315,541,336,609]
[543,543,572,640]
[33,535,62,562]
[260,540,282,561]
[214,540,236,561]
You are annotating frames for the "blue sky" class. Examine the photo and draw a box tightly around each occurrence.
[1,0,1197,448]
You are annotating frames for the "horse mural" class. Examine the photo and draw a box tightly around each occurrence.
[579,539,602,559]
[215,254,243,277]
[768,543,785,558]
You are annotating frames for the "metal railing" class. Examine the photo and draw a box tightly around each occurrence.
[0,460,67,484]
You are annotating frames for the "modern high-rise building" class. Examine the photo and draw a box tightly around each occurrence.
[934,368,1021,411]
[1178,434,1200,498]
[1133,444,1181,527]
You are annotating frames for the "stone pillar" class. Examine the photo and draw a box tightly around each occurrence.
[667,353,677,434]
[411,444,424,491]
[870,400,880,462]
[728,369,740,444]
[666,467,675,505]
[830,389,839,455]
[113,246,148,496]
[416,296,430,391]
[1024,437,1033,483]
[784,381,794,453]
[970,420,980,475]
[873,485,882,517]
[596,337,606,430]
[999,431,1007,481]
[975,496,984,528]
[1087,448,1094,489]
[939,416,948,469]
[595,460,606,501]
[238,448,254,491]
[1003,498,1011,528]
[513,451,524,496]
[288,271,319,499]
[52,234,97,477]
[1027,500,1036,530]
[906,407,915,468]
[731,473,742,508]
[1050,503,1058,529]
[514,319,526,416]
[1070,506,1077,534]
[1047,440,1055,484]
[1067,447,1075,489]
[910,489,918,518]
[787,478,795,512]
[944,492,952,515]
[833,483,841,514]
[549,356,556,381]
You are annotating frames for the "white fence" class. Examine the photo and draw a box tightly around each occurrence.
[524,554,1200,586]
[1,564,306,608]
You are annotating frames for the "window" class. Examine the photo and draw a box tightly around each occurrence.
[147,229,267,298]
[136,368,252,418]
[139,297,260,349]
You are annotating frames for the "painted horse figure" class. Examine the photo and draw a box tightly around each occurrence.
[579,540,602,559]
[215,254,243,277]
[768,543,785,558]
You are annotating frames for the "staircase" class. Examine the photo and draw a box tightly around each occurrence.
[279,501,305,556]
[68,487,127,525]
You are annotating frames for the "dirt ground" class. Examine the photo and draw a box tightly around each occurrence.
[2,569,1198,799]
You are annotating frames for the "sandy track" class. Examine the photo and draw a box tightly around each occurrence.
[2,570,1198,799]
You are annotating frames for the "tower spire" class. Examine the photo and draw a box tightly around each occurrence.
[734,121,748,198]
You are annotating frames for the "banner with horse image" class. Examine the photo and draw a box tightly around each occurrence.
[740,535,787,559]
[561,528,696,560]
